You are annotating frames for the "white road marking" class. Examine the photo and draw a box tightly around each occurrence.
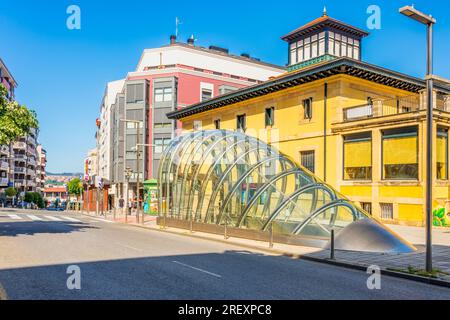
[27,215,44,221]
[44,215,63,221]
[117,244,144,252]
[172,261,222,278]
[60,216,82,222]
[8,214,22,220]
[90,218,114,223]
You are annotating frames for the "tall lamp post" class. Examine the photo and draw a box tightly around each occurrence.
[133,143,153,225]
[120,119,144,224]
[400,5,436,273]
[124,166,133,224]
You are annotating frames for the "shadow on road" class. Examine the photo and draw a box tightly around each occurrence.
[0,221,98,238]
[0,249,449,300]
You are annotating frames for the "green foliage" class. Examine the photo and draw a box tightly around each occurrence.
[24,192,34,203]
[24,192,45,208]
[0,84,39,145]
[433,207,448,227]
[5,187,17,198]
[67,178,83,197]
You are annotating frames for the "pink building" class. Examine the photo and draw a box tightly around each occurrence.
[104,36,285,208]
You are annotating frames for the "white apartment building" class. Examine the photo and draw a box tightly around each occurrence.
[97,79,125,183]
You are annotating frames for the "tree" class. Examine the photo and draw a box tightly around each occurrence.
[5,187,17,198]
[24,192,34,203]
[0,84,39,145]
[67,178,83,200]
[32,192,45,209]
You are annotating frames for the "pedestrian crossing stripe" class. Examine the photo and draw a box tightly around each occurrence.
[44,216,63,221]
[27,215,44,221]
[60,216,81,222]
[3,214,82,223]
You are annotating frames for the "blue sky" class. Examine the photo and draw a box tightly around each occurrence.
[0,0,449,173]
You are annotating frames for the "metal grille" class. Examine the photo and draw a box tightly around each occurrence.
[361,202,372,215]
[380,203,394,220]
[300,150,315,173]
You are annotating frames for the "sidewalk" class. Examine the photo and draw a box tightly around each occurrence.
[78,210,450,286]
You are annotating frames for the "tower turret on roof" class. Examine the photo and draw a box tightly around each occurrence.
[282,10,369,72]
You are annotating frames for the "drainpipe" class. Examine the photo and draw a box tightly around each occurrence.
[324,83,328,182]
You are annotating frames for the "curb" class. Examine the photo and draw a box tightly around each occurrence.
[80,212,450,289]
[300,255,450,289]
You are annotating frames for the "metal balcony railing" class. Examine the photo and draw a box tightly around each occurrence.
[437,93,450,112]
[343,95,421,122]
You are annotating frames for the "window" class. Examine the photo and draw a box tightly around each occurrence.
[154,122,172,129]
[236,114,246,132]
[300,150,315,173]
[201,89,213,102]
[265,107,275,127]
[126,84,145,103]
[382,127,418,180]
[361,202,372,215]
[437,128,448,180]
[214,119,221,130]
[343,133,372,180]
[327,31,360,60]
[303,98,313,120]
[154,138,171,154]
[154,87,173,103]
[219,86,237,95]
[380,203,394,220]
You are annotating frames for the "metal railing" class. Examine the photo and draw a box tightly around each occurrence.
[437,93,450,112]
[343,95,421,122]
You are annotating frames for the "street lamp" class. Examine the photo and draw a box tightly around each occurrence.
[133,143,153,225]
[120,119,144,224]
[400,5,436,273]
[124,166,133,224]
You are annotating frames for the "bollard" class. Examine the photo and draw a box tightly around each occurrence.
[224,217,228,240]
[269,221,274,248]
[330,229,335,260]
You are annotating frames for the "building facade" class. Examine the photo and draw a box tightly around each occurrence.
[36,145,47,193]
[95,36,285,210]
[0,58,45,201]
[167,12,450,226]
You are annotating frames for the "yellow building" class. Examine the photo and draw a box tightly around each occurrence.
[167,12,450,226]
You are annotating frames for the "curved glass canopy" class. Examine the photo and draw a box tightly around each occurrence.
[158,130,415,253]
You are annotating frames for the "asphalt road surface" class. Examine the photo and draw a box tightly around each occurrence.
[0,208,449,300]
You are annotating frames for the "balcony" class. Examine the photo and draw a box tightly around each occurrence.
[343,96,421,122]
[27,158,36,166]
[14,167,26,174]
[0,146,9,155]
[341,94,450,124]
[27,181,36,187]
[13,141,26,150]
[14,179,25,186]
[0,160,9,170]
[0,178,8,187]
[27,146,35,155]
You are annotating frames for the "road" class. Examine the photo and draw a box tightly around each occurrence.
[0,209,449,300]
